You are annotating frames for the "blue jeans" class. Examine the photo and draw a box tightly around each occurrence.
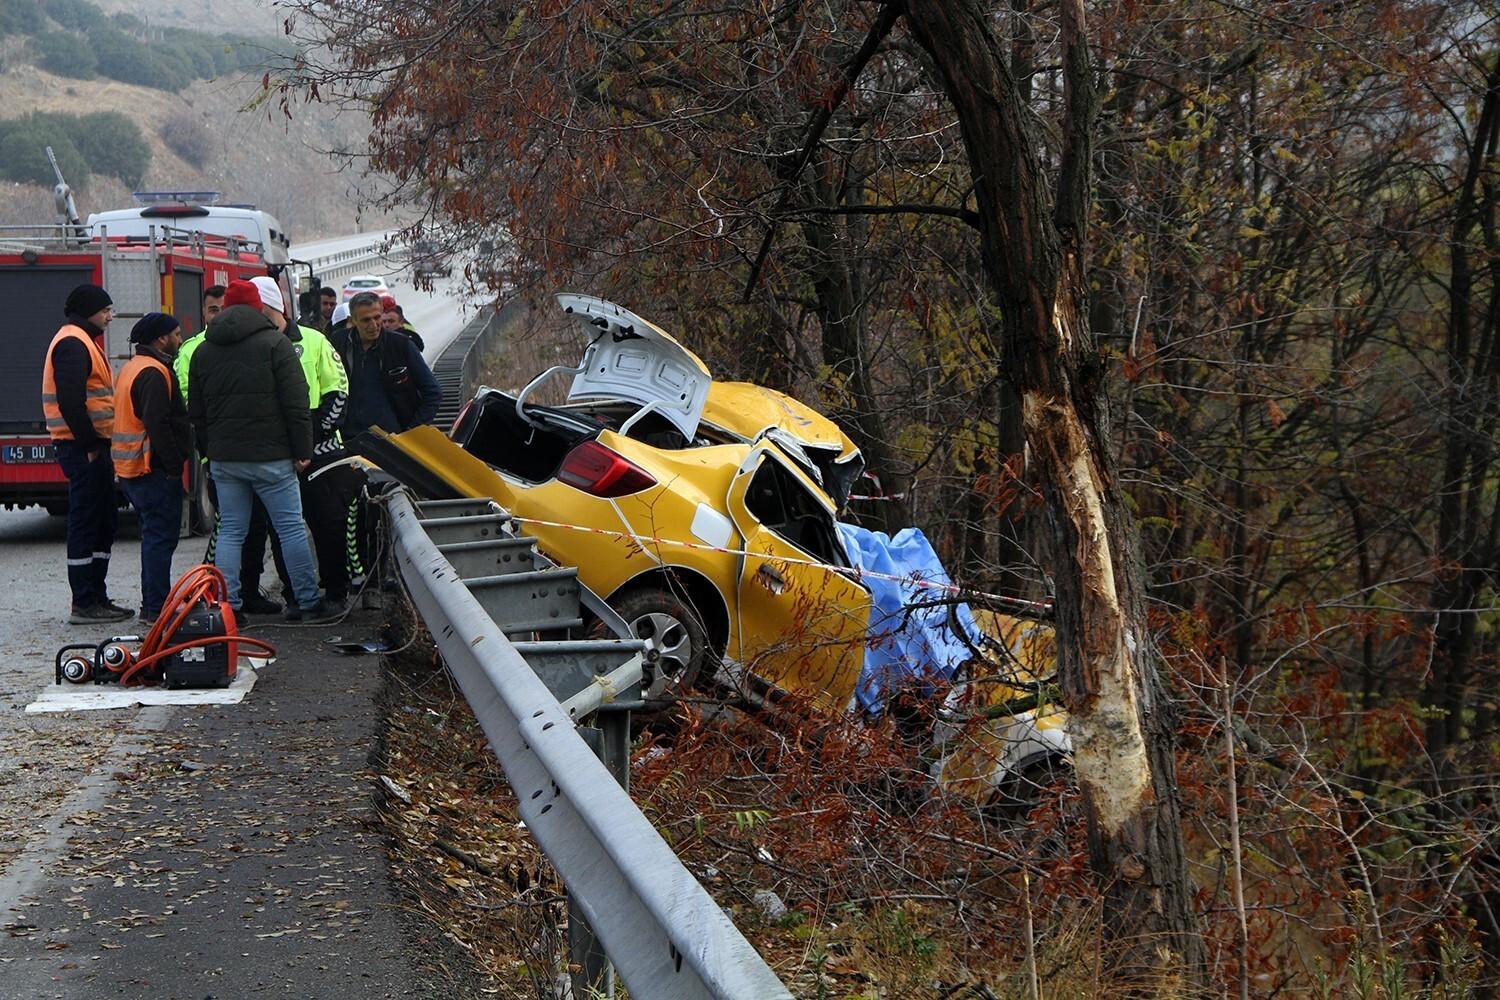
[209,459,320,610]
[53,439,118,607]
[120,471,183,616]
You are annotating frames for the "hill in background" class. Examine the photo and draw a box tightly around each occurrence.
[0,0,389,243]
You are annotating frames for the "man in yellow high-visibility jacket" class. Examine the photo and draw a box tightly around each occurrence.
[172,284,224,398]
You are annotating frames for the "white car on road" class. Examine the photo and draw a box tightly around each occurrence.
[341,275,390,301]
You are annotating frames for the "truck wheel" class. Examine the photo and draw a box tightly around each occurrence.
[44,499,68,517]
[188,465,216,535]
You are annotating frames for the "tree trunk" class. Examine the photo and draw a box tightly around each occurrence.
[899,0,1204,978]
[796,152,911,531]
[1428,51,1500,985]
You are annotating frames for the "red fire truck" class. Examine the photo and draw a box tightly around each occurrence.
[0,221,277,517]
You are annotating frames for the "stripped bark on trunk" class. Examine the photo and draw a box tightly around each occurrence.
[898,0,1204,977]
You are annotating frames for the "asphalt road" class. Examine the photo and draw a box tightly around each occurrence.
[0,508,201,884]
[0,510,468,997]
[302,245,478,366]
[0,247,482,996]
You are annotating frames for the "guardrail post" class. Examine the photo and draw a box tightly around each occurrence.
[568,711,630,999]
[386,491,795,998]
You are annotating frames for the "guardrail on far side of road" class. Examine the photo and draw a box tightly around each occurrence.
[290,232,403,289]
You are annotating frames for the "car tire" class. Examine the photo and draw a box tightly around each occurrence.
[596,586,712,706]
[188,462,216,536]
[987,754,1079,857]
[43,499,68,517]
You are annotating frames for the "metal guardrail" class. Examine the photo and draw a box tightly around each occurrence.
[386,492,794,999]
[292,233,397,289]
[461,305,502,403]
[431,307,497,431]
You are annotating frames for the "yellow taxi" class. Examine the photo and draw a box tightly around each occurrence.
[366,294,1069,799]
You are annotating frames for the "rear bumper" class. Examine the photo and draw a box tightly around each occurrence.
[0,436,68,507]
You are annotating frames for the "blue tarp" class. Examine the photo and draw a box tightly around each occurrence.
[836,522,983,714]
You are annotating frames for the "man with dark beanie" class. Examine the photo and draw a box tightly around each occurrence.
[189,280,339,622]
[41,283,130,623]
[113,313,189,623]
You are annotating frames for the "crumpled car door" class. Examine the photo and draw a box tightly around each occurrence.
[723,446,871,712]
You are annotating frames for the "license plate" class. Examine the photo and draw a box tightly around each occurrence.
[2,444,55,464]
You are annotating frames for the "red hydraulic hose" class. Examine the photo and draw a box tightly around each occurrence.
[102,564,277,686]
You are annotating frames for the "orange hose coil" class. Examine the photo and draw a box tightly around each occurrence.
[97,564,278,686]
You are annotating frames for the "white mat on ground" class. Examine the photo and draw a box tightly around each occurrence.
[24,657,273,714]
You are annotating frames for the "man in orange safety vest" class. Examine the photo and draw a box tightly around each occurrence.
[41,284,130,624]
[112,313,189,624]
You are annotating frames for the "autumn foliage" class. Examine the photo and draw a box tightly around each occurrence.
[284,0,1500,992]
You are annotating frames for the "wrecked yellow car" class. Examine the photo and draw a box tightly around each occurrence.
[366,293,1069,800]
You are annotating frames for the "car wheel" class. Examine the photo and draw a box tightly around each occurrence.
[987,754,1080,858]
[189,462,216,536]
[598,586,712,705]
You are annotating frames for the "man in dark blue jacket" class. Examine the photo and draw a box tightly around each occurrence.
[330,291,441,433]
[188,280,340,623]
[329,290,440,587]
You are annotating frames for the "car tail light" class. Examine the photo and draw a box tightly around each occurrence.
[557,440,657,497]
[450,399,476,440]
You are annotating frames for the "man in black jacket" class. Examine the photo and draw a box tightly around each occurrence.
[188,280,339,622]
[41,283,132,623]
[330,290,441,591]
[112,314,189,622]
[331,291,441,434]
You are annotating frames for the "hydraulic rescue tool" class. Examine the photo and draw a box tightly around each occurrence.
[55,564,276,688]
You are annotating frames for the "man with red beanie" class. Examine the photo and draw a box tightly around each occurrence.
[379,294,424,352]
[41,283,131,623]
[188,279,339,622]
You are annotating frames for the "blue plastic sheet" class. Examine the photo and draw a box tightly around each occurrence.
[836,522,983,714]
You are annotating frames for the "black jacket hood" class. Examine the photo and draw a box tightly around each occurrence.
[206,304,276,346]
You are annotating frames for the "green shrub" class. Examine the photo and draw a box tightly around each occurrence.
[31,31,96,80]
[0,0,47,36]
[0,112,150,189]
[88,27,186,91]
[169,40,216,81]
[22,11,291,91]
[73,112,149,188]
[41,0,101,33]
[0,126,88,189]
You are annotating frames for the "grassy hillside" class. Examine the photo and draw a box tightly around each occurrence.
[0,0,388,242]
[90,0,279,33]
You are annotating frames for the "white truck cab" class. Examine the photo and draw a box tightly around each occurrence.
[87,192,292,265]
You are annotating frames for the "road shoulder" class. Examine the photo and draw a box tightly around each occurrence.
[0,614,480,1000]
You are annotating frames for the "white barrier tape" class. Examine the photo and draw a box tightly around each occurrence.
[497,509,1051,614]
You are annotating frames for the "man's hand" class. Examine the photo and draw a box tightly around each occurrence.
[295,458,311,473]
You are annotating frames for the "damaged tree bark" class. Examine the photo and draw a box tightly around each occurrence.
[898,0,1204,978]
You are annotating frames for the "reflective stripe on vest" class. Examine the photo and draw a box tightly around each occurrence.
[40,326,114,442]
[110,355,171,478]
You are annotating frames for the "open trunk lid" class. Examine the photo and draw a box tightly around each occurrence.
[557,293,711,441]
